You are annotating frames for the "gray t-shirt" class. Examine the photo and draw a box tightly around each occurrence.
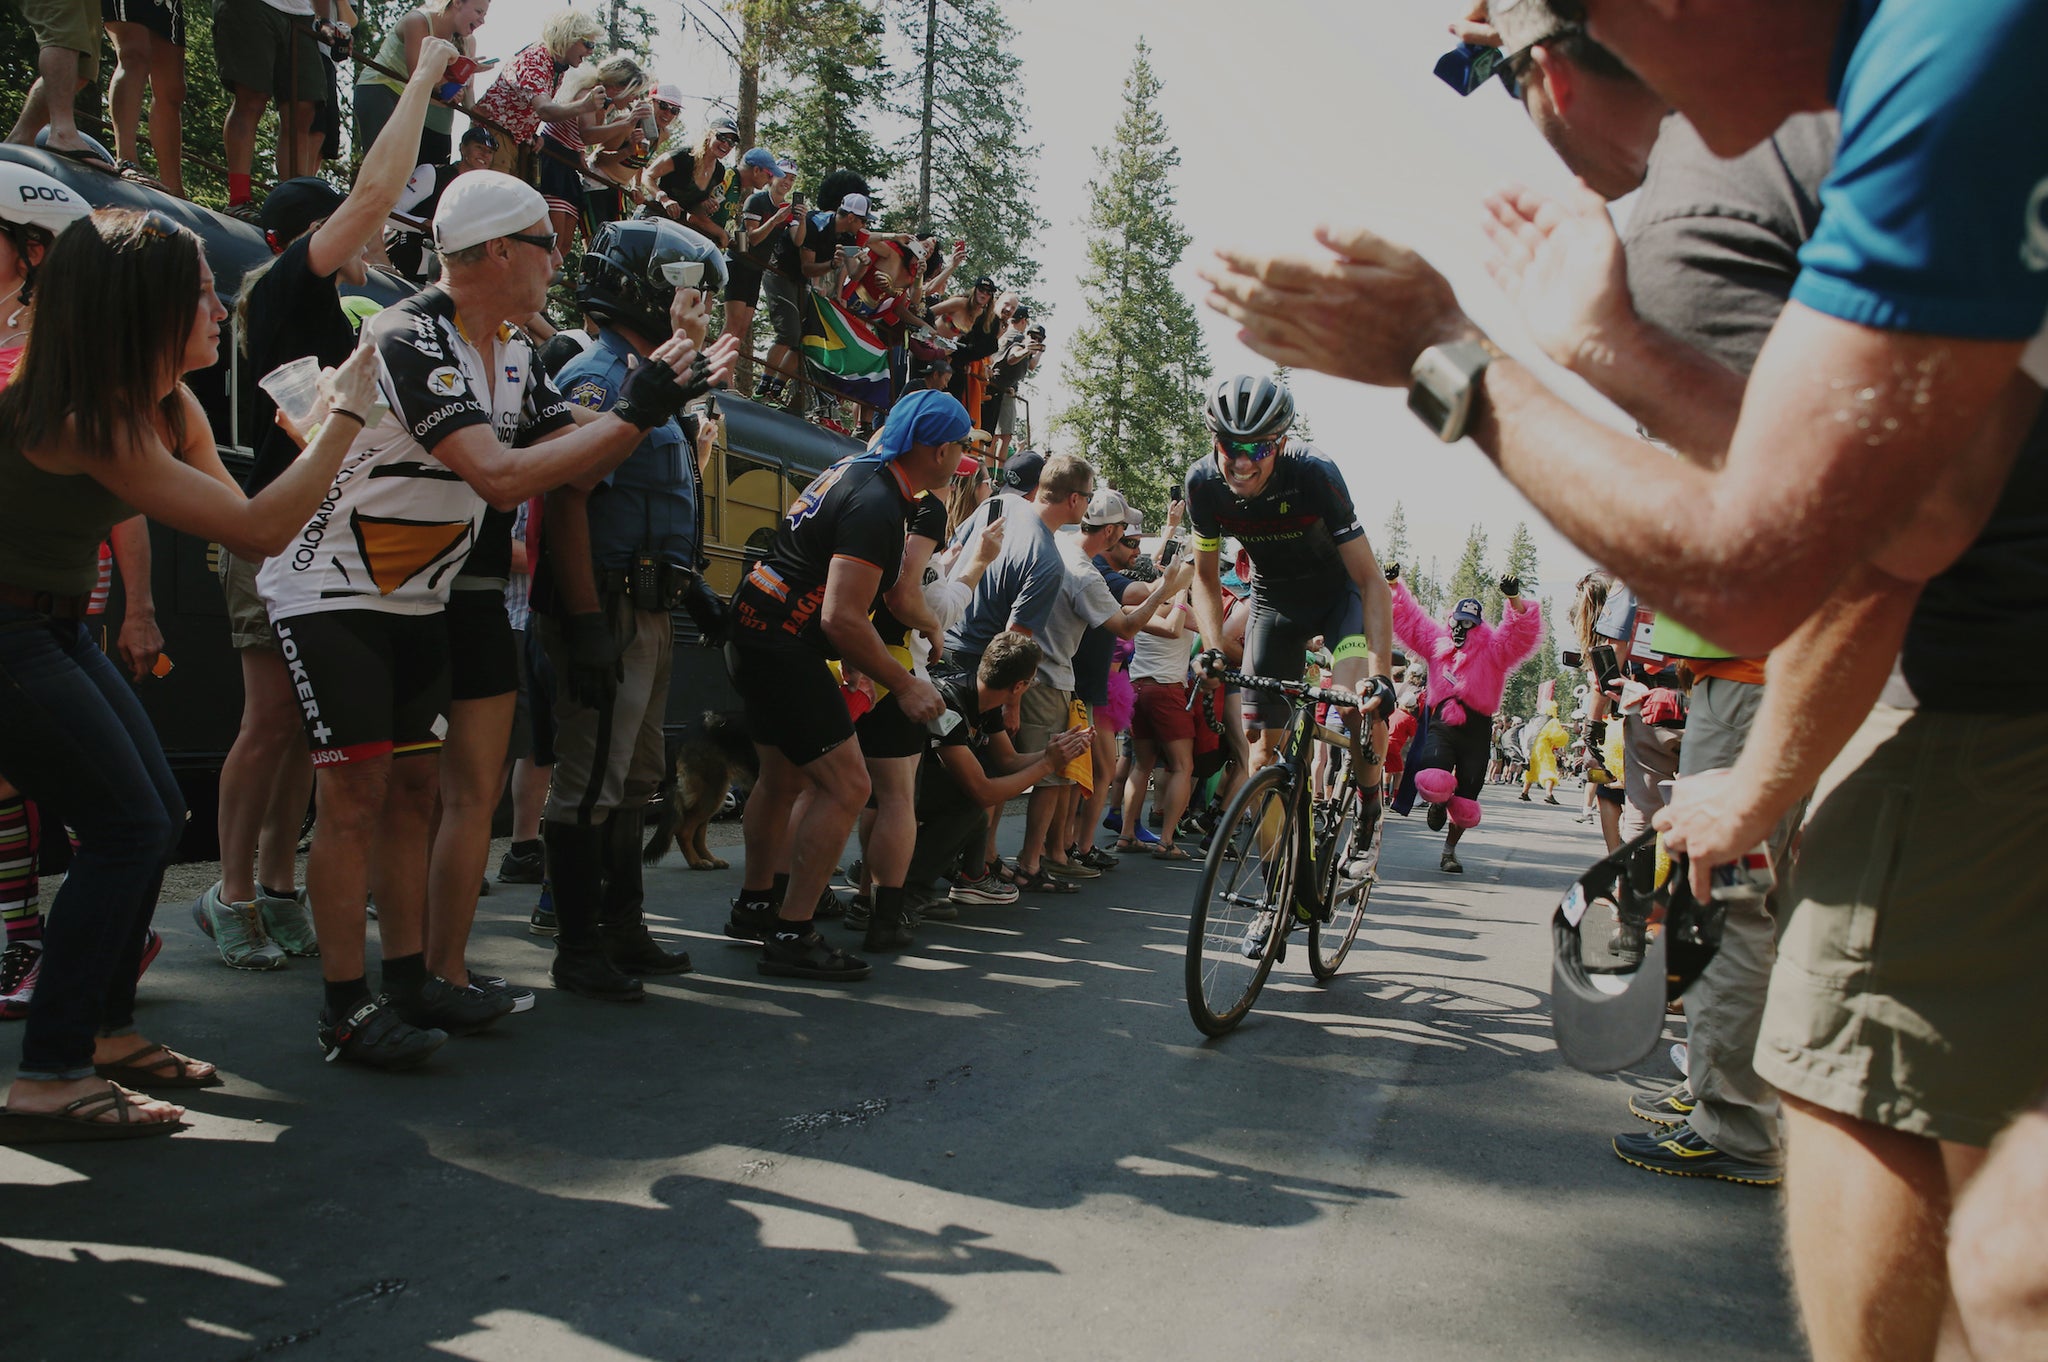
[1629,113,2048,712]
[1032,533,1120,690]
[945,494,1066,662]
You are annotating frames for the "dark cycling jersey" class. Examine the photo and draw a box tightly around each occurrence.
[1183,442,1363,594]
[871,491,946,648]
[732,456,919,657]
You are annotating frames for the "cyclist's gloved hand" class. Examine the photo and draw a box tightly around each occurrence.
[1383,561,1401,583]
[1588,718,1607,747]
[564,612,620,710]
[615,354,715,430]
[1499,574,1521,598]
[1358,674,1399,717]
[1194,648,1228,681]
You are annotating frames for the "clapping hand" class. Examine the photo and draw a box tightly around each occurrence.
[1480,181,1636,377]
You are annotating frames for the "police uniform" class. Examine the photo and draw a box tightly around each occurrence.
[539,327,702,826]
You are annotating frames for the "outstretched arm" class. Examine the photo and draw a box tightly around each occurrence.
[1388,576,1446,659]
[1487,589,1544,672]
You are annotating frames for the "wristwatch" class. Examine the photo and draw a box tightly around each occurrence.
[1408,339,1499,443]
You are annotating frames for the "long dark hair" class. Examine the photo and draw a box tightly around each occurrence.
[0,209,200,459]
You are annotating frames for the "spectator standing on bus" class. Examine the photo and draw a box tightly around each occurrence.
[353,0,491,171]
[470,8,605,182]
[101,0,188,195]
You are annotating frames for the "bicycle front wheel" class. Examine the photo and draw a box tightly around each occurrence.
[1308,783,1382,982]
[1185,764,1298,1036]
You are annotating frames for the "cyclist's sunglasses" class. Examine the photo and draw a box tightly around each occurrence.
[1216,436,1279,464]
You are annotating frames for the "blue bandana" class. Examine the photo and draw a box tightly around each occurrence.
[856,389,972,465]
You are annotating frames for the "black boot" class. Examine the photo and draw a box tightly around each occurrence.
[863,886,914,953]
[597,810,692,976]
[543,821,644,1002]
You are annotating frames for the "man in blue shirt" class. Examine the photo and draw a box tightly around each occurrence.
[539,219,729,1003]
[1203,0,2048,1353]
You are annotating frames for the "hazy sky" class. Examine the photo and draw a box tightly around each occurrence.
[479,0,1632,594]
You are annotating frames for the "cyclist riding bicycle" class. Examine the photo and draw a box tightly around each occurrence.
[1185,373,1397,769]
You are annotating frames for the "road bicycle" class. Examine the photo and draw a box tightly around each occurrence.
[1183,662,1386,1036]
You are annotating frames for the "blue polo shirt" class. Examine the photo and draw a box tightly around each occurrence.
[554,328,700,572]
[1792,0,2048,358]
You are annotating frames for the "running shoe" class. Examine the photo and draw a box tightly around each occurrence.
[1077,846,1118,872]
[1427,801,1448,833]
[394,974,515,1036]
[528,879,558,937]
[1133,822,1160,846]
[949,872,1018,906]
[1629,1085,1697,1128]
[1440,850,1464,875]
[1101,809,1123,834]
[915,896,957,921]
[257,887,321,957]
[0,940,41,1020]
[467,968,536,1014]
[1612,1126,1781,1187]
[1241,908,1280,960]
[839,892,874,930]
[317,997,446,1069]
[191,882,287,971]
[497,840,545,884]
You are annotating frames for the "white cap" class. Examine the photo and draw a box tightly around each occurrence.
[432,170,549,254]
[651,83,684,105]
[840,192,871,219]
[1083,487,1131,528]
[1123,505,1145,533]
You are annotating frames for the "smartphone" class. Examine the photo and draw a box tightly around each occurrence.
[987,496,1003,522]
[1561,649,1584,669]
[1590,643,1622,691]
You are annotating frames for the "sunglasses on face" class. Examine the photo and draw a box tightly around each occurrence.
[506,230,558,254]
[654,100,681,114]
[1500,27,1581,100]
[1120,536,1140,550]
[1217,436,1279,464]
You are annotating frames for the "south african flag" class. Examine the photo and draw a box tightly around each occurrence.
[800,290,894,407]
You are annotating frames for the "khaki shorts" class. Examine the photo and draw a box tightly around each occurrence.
[1759,704,2048,1147]
[17,0,101,77]
[217,548,277,652]
[1014,681,1072,784]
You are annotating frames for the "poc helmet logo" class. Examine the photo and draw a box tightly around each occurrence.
[17,185,76,207]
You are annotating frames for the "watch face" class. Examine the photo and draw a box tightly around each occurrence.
[1408,384,1451,434]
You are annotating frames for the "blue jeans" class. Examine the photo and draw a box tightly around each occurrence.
[0,606,183,1079]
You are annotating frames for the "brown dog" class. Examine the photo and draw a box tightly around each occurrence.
[643,712,759,870]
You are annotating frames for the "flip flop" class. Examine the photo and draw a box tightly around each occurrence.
[95,1041,222,1090]
[0,1085,186,1144]
[1151,844,1192,861]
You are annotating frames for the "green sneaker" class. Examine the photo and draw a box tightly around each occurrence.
[257,887,321,958]
[190,881,287,971]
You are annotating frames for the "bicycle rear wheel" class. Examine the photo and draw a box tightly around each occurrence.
[1308,782,1382,982]
[1185,764,1298,1036]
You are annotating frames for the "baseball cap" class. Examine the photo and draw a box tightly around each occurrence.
[460,124,497,150]
[709,114,740,139]
[650,83,684,107]
[432,169,550,253]
[259,177,345,246]
[1451,597,1485,624]
[1003,449,1044,494]
[1011,305,1030,321]
[1123,506,1145,534]
[839,192,871,219]
[1490,0,1574,55]
[974,275,995,292]
[774,156,798,176]
[1083,487,1131,528]
[741,147,779,173]
[1551,830,1726,1074]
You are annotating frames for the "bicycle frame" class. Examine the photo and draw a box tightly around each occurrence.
[1220,669,1366,921]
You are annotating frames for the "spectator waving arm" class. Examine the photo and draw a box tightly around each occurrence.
[308,36,458,279]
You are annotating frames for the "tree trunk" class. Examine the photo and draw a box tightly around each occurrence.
[917,0,937,228]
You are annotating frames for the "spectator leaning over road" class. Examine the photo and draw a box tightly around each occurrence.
[102,0,189,194]
[0,208,381,1143]
[716,147,789,361]
[470,8,603,182]
[354,0,491,172]
[195,39,458,974]
[644,114,739,244]
[384,122,497,280]
[721,390,969,982]
[5,0,103,161]
[213,0,333,214]
[536,219,736,1001]
[255,170,718,1069]
[985,307,1043,463]
[746,158,810,405]
[1205,0,2048,1352]
[536,56,647,258]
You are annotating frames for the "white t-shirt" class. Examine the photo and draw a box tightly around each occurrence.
[259,286,573,621]
[1131,604,1196,684]
[1031,531,1118,691]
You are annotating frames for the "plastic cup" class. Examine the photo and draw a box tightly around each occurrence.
[258,356,325,431]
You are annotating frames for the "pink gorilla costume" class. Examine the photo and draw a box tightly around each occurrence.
[1392,581,1543,832]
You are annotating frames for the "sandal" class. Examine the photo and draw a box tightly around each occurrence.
[95,1041,222,1090]
[1151,844,1192,861]
[1012,866,1078,895]
[1112,837,1141,854]
[757,929,872,981]
[992,858,1025,887]
[0,1084,186,1144]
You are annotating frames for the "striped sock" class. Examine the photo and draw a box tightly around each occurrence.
[0,797,42,943]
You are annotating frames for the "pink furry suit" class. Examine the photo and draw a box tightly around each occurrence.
[1392,581,1542,829]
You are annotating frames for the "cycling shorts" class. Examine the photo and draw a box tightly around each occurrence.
[446,587,518,702]
[271,609,449,766]
[854,690,928,760]
[1240,582,1363,731]
[724,638,853,766]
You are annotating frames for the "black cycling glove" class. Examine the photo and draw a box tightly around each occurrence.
[563,612,620,711]
[614,354,716,430]
[1358,674,1400,717]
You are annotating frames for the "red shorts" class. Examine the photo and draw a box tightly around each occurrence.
[1132,678,1196,745]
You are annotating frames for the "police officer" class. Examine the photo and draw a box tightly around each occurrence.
[538,219,732,1001]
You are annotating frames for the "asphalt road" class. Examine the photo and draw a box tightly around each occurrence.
[3,784,1800,1361]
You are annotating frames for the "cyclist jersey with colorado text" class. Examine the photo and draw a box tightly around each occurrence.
[732,455,920,657]
[258,287,575,622]
[1182,442,1364,595]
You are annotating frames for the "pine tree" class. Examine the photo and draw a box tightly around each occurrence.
[1055,39,1210,517]
[1447,525,1494,618]
[887,0,1045,296]
[1411,555,1447,620]
[757,0,899,189]
[1498,522,1555,719]
[1382,501,1413,573]
[1274,364,1314,443]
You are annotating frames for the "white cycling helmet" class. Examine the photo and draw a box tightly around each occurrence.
[1203,372,1295,442]
[0,162,92,239]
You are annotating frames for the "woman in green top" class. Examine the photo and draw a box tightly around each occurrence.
[355,0,492,170]
[0,210,379,1145]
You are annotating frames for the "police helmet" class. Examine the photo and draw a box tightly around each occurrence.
[577,218,728,341]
